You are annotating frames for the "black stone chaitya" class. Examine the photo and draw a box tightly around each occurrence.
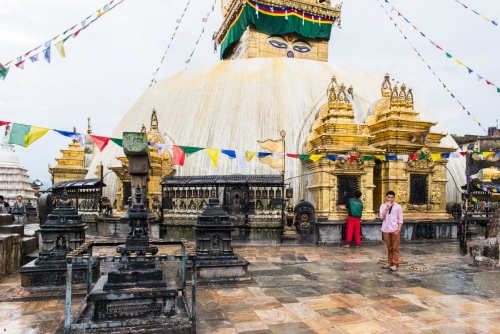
[75,186,191,333]
[19,189,99,287]
[192,198,250,284]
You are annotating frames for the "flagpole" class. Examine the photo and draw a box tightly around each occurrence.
[280,130,286,228]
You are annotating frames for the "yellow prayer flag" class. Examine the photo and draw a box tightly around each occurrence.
[309,154,325,162]
[446,89,450,92]
[482,152,495,157]
[4,60,12,66]
[472,117,477,122]
[206,148,219,167]
[375,155,386,161]
[456,59,465,66]
[23,126,49,147]
[245,151,257,162]
[412,25,418,30]
[54,41,66,58]
[483,16,491,21]
[430,153,441,162]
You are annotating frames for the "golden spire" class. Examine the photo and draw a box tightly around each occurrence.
[390,83,399,107]
[141,124,147,133]
[399,83,406,107]
[406,88,414,109]
[151,109,158,131]
[381,74,391,97]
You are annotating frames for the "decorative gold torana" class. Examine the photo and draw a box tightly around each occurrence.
[305,76,384,220]
[48,127,88,184]
[366,74,455,220]
[109,109,174,210]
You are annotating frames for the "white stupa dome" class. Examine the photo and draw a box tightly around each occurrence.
[87,58,465,202]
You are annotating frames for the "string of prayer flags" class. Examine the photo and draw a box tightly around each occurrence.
[0,0,125,81]
[185,3,214,67]
[383,0,498,95]
[8,123,49,147]
[53,129,86,147]
[377,0,499,146]
[206,148,219,167]
[453,0,498,27]
[149,0,192,87]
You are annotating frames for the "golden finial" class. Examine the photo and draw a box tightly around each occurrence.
[406,88,414,109]
[87,117,93,134]
[399,83,406,107]
[390,83,399,108]
[141,124,147,133]
[381,73,391,97]
[151,109,158,131]
[73,126,77,133]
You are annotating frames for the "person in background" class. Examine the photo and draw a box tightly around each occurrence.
[344,190,363,248]
[380,190,403,271]
[11,195,27,224]
[0,195,10,214]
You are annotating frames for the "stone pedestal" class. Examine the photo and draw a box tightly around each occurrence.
[73,185,192,333]
[20,190,98,288]
[192,198,250,284]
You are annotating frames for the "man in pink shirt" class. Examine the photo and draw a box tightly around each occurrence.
[379,190,403,271]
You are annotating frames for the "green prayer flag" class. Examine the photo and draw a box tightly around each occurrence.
[404,18,410,23]
[497,87,500,93]
[0,67,9,81]
[445,52,452,58]
[361,156,374,162]
[178,146,204,157]
[8,123,30,146]
[110,138,123,147]
[418,154,428,161]
[467,111,470,115]
[299,154,311,161]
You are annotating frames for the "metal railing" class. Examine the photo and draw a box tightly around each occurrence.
[64,239,197,333]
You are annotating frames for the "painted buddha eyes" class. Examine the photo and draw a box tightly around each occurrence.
[267,35,313,56]
[268,39,288,49]
[292,45,312,54]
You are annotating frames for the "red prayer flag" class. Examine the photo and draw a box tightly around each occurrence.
[486,80,495,86]
[0,121,11,126]
[72,29,82,38]
[349,155,358,164]
[286,153,300,159]
[409,154,418,160]
[172,145,186,166]
[435,45,443,50]
[15,61,25,69]
[460,152,467,156]
[89,135,110,152]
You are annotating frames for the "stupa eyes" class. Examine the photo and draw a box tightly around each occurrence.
[268,39,288,49]
[267,35,313,56]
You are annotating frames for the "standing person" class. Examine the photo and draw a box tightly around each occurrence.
[344,190,363,248]
[380,190,403,271]
[0,196,10,214]
[12,195,27,225]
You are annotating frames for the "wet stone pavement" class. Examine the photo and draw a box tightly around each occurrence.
[1,242,500,333]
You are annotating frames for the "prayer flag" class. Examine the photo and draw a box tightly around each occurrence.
[15,61,25,69]
[374,155,386,161]
[338,155,350,159]
[110,138,122,147]
[397,155,409,162]
[156,144,171,154]
[89,135,110,152]
[467,67,473,73]
[272,153,284,159]
[235,151,246,170]
[202,17,208,22]
[430,153,441,161]
[206,148,219,167]
[29,54,39,63]
[349,155,358,164]
[445,52,452,58]
[409,154,419,160]
[418,154,428,161]
[53,129,86,147]
[172,145,186,166]
[477,74,483,81]
[221,150,236,159]
[386,155,397,161]
[460,152,467,156]
[361,156,373,162]
[44,40,51,63]
[245,151,257,162]
[178,146,204,157]
[486,80,495,86]
[456,59,465,66]
[286,154,300,159]
[73,29,82,38]
[176,19,182,23]
[0,121,11,126]
[310,154,325,162]
[326,155,337,161]
[0,67,9,81]
[258,152,272,158]
[54,41,66,58]
[299,154,311,161]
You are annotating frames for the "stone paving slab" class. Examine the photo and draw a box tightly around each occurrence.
[0,242,499,333]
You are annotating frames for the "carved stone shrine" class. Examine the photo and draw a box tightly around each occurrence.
[193,197,250,284]
[74,185,191,333]
[19,189,99,287]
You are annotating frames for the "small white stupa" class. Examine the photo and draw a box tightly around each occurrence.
[0,125,35,205]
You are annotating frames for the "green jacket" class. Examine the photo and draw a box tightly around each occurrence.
[346,198,363,218]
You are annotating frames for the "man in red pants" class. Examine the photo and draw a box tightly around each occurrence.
[344,190,363,248]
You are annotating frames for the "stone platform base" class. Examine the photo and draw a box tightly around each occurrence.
[19,259,99,288]
[71,276,191,333]
[187,256,251,285]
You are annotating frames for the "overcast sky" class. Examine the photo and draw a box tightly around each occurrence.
[1,0,499,187]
